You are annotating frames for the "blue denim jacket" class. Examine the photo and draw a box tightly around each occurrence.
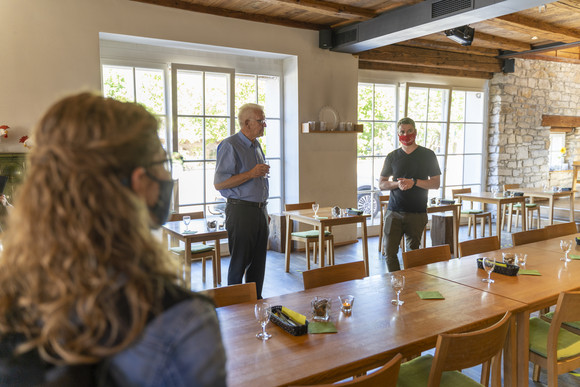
[105,296,227,387]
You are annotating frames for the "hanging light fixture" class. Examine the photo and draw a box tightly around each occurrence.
[444,25,475,46]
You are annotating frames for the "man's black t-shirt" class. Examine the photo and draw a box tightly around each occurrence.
[381,146,441,213]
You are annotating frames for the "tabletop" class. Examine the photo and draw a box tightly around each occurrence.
[218,271,525,387]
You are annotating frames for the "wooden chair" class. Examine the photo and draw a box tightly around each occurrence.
[528,291,580,386]
[166,212,217,287]
[200,282,257,308]
[302,261,366,290]
[452,188,492,238]
[545,221,578,239]
[458,236,500,258]
[397,312,511,387]
[285,202,335,272]
[511,227,549,246]
[290,353,402,387]
[402,244,451,269]
[502,184,540,231]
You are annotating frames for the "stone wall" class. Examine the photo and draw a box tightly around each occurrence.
[488,59,580,192]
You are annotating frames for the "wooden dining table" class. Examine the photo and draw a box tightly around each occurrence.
[283,207,371,275]
[511,187,575,225]
[409,232,580,387]
[217,270,526,387]
[455,191,528,242]
[162,218,228,287]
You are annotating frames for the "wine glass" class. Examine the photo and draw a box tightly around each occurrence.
[560,240,572,262]
[182,215,191,231]
[390,274,405,306]
[491,186,499,197]
[312,203,319,217]
[482,257,495,283]
[254,302,272,341]
[264,160,270,179]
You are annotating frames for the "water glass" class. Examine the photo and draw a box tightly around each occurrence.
[516,253,527,266]
[255,302,272,341]
[338,295,354,315]
[311,296,331,321]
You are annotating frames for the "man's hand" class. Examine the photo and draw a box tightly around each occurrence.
[250,163,270,178]
[397,178,415,191]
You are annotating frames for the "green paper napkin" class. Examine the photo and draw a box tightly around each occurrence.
[182,230,198,235]
[518,269,541,276]
[416,291,445,300]
[568,254,580,260]
[308,322,337,334]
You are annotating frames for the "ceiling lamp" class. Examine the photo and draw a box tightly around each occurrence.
[444,25,475,46]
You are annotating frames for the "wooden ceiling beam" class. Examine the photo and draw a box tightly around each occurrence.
[359,61,493,79]
[472,31,531,52]
[262,0,375,20]
[496,14,580,42]
[130,0,321,30]
[542,115,580,127]
[400,38,499,57]
[357,45,503,73]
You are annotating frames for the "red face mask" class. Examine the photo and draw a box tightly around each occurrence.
[399,132,416,146]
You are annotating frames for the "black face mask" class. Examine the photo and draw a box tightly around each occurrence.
[145,171,174,227]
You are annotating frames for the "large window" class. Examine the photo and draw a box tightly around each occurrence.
[357,82,486,225]
[102,63,283,216]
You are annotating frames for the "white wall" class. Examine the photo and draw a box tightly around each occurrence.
[0,0,359,240]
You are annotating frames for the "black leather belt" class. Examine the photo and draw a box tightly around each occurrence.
[227,198,267,208]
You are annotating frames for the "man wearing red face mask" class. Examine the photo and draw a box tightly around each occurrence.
[379,117,441,271]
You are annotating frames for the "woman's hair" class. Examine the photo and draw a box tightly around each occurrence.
[0,92,177,364]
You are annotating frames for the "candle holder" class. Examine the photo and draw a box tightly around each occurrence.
[338,294,354,316]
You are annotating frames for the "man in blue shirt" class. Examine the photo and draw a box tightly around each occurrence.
[214,103,270,298]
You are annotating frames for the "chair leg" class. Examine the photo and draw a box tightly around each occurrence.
[473,216,478,239]
[488,214,492,237]
[532,364,541,382]
[507,204,513,233]
[481,217,485,237]
[480,360,491,386]
[306,241,311,271]
[201,257,206,282]
[468,217,473,236]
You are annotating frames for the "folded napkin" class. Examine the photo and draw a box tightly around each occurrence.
[281,306,307,325]
[308,321,337,334]
[416,291,444,300]
[182,230,198,235]
[518,269,541,276]
[568,254,580,260]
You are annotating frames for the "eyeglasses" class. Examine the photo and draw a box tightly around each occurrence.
[250,119,267,125]
[146,158,172,173]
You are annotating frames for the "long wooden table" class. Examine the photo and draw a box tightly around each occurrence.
[218,270,526,387]
[284,207,371,274]
[511,187,575,225]
[456,191,528,242]
[162,219,227,287]
[410,233,580,386]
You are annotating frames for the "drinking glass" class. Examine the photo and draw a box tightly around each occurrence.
[254,302,272,341]
[390,274,405,306]
[182,215,191,231]
[491,186,499,197]
[264,160,270,179]
[516,253,527,267]
[560,239,572,262]
[312,203,319,217]
[482,257,495,283]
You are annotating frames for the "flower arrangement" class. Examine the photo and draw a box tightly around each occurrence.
[0,125,9,139]
[560,147,567,156]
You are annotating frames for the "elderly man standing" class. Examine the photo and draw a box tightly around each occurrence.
[379,117,441,272]
[214,103,270,299]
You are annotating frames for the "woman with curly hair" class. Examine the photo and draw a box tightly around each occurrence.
[0,93,226,386]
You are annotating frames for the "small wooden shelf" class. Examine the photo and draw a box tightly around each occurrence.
[301,123,363,133]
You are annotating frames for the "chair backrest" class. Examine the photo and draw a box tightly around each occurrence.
[451,188,472,209]
[428,312,511,387]
[285,202,316,211]
[547,291,580,350]
[302,261,366,290]
[503,183,520,191]
[289,353,402,387]
[511,228,549,246]
[545,222,578,239]
[169,211,204,221]
[402,245,451,269]
[200,283,257,308]
[379,194,389,202]
[459,236,500,257]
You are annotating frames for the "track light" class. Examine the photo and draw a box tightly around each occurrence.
[444,25,475,46]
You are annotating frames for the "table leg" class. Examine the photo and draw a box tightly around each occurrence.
[520,198,527,231]
[362,220,369,276]
[215,238,221,286]
[548,196,554,225]
[452,207,459,258]
[503,314,517,387]
[570,193,575,222]
[184,241,192,290]
[285,216,293,273]
[496,203,503,242]
[516,310,531,387]
[319,223,325,268]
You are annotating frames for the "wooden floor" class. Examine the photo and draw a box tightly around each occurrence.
[186,220,580,386]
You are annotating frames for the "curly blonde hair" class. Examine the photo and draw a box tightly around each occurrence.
[0,93,177,364]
